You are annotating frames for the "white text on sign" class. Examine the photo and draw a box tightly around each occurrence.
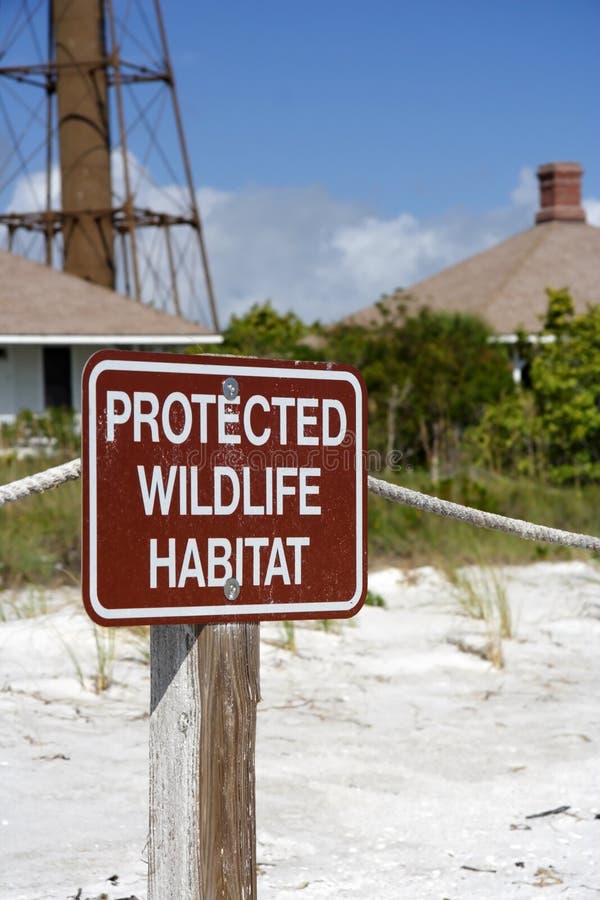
[103,388,346,590]
[149,536,310,588]
[106,390,347,446]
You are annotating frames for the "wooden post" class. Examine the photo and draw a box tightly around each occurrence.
[149,623,260,899]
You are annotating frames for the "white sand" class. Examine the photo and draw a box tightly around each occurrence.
[1,561,599,899]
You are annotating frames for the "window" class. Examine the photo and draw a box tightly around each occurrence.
[43,346,72,408]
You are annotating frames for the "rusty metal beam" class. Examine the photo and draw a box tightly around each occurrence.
[45,2,54,267]
[0,1,220,329]
[0,207,198,232]
[153,0,220,332]
[0,59,167,82]
[105,0,141,301]
[52,0,115,288]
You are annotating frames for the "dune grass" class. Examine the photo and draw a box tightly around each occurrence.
[444,563,512,668]
[0,455,81,587]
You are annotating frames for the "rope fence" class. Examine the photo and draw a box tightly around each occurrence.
[1,457,599,555]
[367,475,600,554]
[0,458,82,506]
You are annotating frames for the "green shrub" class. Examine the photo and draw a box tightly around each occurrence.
[364,590,386,608]
[0,456,80,587]
[0,407,80,456]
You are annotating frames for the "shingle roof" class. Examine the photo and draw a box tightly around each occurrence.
[0,249,217,339]
[345,220,600,334]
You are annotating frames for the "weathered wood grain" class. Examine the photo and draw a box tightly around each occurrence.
[149,623,260,899]
[199,623,260,899]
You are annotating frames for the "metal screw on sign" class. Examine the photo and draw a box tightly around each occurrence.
[222,377,239,400]
[224,577,241,602]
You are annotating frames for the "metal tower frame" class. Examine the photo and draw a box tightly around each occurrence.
[0,0,220,331]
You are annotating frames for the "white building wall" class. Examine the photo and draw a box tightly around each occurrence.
[0,345,16,422]
[14,345,43,413]
[1,342,190,421]
[0,345,43,420]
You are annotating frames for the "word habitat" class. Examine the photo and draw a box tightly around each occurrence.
[150,536,310,589]
[82,351,367,626]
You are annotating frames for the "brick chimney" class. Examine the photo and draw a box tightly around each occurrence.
[536,161,586,224]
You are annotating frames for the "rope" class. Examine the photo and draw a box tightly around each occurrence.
[1,458,599,555]
[367,475,600,554]
[0,458,81,506]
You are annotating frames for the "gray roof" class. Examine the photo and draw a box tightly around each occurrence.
[345,221,600,334]
[0,249,217,340]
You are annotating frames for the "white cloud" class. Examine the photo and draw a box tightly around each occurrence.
[327,213,455,293]
[199,175,542,323]
[7,164,60,212]
[5,157,599,326]
[510,166,537,209]
[584,198,600,227]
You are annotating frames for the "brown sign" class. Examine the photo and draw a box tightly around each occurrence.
[82,350,368,625]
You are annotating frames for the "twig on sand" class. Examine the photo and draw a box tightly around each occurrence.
[461,865,497,873]
[525,805,570,819]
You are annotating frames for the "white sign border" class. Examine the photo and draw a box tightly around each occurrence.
[86,357,365,622]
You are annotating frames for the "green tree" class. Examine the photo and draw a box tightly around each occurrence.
[218,300,309,359]
[532,288,600,483]
[395,309,513,478]
[464,392,544,479]
[467,288,600,485]
[193,296,513,478]
[325,301,513,477]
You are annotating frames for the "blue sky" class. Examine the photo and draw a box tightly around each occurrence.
[165,0,600,322]
[169,0,600,216]
[1,1,599,325]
